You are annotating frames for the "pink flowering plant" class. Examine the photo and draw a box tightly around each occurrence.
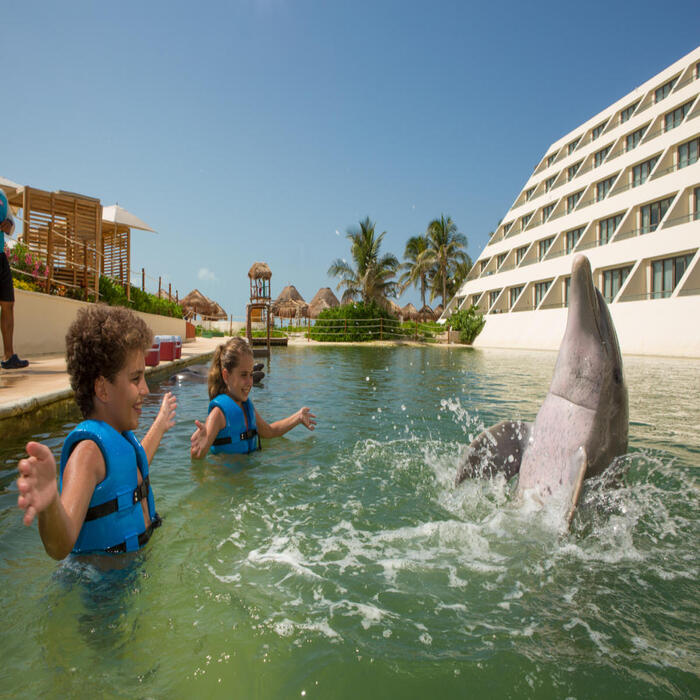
[4,241,49,285]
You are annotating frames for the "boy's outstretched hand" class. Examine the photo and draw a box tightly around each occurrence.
[190,420,209,459]
[154,391,177,434]
[17,442,58,526]
[296,407,317,431]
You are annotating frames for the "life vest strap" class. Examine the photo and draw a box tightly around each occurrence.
[84,476,151,522]
[104,514,162,554]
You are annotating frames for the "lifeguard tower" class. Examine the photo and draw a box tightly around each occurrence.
[246,262,272,356]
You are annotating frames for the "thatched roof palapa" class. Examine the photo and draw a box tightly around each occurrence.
[272,284,309,318]
[417,304,435,322]
[401,303,418,321]
[309,287,340,319]
[434,304,444,318]
[385,299,403,318]
[180,288,226,320]
[248,262,272,280]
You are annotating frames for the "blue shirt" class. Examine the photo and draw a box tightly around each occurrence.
[0,189,10,252]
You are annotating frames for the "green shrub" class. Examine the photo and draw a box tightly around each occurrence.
[447,305,485,344]
[310,301,399,342]
[98,276,183,318]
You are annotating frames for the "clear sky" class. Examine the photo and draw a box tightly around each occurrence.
[3,1,699,317]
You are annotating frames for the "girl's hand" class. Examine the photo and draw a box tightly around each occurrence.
[154,392,177,434]
[190,420,209,458]
[17,442,58,526]
[297,407,317,431]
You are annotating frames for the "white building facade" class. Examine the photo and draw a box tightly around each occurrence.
[443,47,700,358]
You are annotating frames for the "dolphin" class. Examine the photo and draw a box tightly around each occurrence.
[455,254,628,526]
[168,363,266,385]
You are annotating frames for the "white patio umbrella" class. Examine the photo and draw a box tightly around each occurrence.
[102,204,157,233]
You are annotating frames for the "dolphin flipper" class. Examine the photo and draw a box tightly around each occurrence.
[564,446,587,530]
[455,420,532,485]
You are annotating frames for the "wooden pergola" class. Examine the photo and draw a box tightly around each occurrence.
[6,186,103,298]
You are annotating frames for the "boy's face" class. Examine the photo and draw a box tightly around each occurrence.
[222,355,254,404]
[99,348,149,432]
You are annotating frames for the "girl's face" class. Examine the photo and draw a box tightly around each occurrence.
[98,348,149,432]
[222,354,254,404]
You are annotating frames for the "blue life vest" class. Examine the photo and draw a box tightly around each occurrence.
[59,420,160,555]
[208,394,260,454]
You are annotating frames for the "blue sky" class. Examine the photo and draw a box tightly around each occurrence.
[3,1,699,316]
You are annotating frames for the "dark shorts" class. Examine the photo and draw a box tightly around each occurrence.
[0,253,15,302]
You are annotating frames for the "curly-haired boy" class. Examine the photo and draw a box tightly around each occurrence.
[17,304,177,559]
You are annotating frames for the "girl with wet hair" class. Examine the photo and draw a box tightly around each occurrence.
[190,337,316,458]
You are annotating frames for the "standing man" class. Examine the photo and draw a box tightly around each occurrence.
[0,188,29,369]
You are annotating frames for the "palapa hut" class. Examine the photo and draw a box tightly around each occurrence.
[401,302,418,321]
[272,284,308,319]
[385,299,403,318]
[179,288,215,320]
[203,300,227,321]
[434,304,444,318]
[309,287,340,319]
[416,304,435,322]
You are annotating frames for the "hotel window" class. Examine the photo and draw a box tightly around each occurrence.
[597,175,616,201]
[654,77,677,103]
[566,226,584,253]
[567,162,581,181]
[564,276,571,307]
[592,122,607,141]
[516,246,528,264]
[509,286,523,308]
[497,253,507,268]
[547,153,557,167]
[538,237,554,260]
[626,126,647,152]
[677,138,699,169]
[567,190,583,213]
[480,259,490,273]
[632,156,659,187]
[545,175,556,192]
[489,290,500,308]
[697,62,700,79]
[542,203,555,222]
[568,138,580,155]
[652,254,694,299]
[534,280,551,307]
[525,187,535,200]
[640,196,673,234]
[664,101,692,132]
[521,212,532,229]
[603,266,632,303]
[504,221,513,234]
[598,214,622,245]
[594,145,612,167]
[695,186,700,220]
[620,102,639,124]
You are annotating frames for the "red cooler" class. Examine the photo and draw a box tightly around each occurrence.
[175,335,182,359]
[146,339,160,367]
[157,335,176,361]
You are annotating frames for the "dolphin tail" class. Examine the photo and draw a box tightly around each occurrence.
[455,420,532,485]
[563,446,588,530]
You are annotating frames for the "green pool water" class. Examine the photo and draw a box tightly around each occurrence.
[0,346,698,698]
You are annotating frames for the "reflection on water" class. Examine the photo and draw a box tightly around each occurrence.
[0,346,698,698]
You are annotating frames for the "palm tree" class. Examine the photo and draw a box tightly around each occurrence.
[328,217,399,305]
[445,256,473,300]
[421,215,469,308]
[398,234,431,308]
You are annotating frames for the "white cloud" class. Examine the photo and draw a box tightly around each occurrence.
[198,267,217,282]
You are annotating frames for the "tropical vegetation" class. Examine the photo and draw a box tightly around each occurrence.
[327,218,399,305]
[447,305,485,345]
